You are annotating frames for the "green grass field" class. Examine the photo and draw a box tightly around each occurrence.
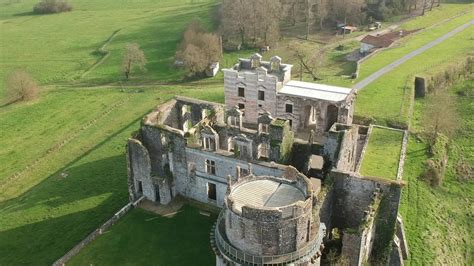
[69,206,217,265]
[399,80,473,265]
[354,7,473,126]
[0,0,472,264]
[360,128,404,180]
[0,0,225,264]
[0,0,219,98]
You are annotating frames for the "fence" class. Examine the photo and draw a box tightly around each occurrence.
[52,196,144,266]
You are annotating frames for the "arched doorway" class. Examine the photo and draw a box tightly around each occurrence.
[326,105,339,131]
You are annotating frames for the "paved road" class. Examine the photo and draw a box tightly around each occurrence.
[353,20,474,91]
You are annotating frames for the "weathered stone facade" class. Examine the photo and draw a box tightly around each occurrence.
[214,170,325,265]
[223,54,356,134]
[125,55,406,265]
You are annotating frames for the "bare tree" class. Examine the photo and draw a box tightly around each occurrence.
[314,0,329,30]
[122,43,147,80]
[289,41,323,81]
[5,70,39,104]
[221,0,280,48]
[176,21,222,76]
[422,91,459,154]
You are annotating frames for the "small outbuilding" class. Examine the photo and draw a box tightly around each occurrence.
[205,62,219,77]
[360,35,394,54]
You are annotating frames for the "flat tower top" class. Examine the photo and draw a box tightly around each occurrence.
[279,80,352,102]
[231,179,305,212]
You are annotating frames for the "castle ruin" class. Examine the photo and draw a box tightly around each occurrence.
[126,54,407,265]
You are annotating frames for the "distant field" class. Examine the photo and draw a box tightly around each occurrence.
[0,0,223,264]
[360,127,404,180]
[355,8,473,126]
[0,0,218,97]
[69,206,217,265]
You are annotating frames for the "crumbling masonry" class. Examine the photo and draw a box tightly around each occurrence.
[126,54,408,265]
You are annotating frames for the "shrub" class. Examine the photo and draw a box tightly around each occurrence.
[176,21,221,77]
[33,0,73,14]
[5,70,39,104]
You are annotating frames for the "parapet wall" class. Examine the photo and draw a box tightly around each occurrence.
[223,172,317,256]
[330,170,403,264]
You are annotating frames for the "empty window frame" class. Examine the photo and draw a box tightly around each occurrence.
[228,116,238,127]
[238,87,245,97]
[203,137,214,151]
[237,166,249,178]
[207,182,217,200]
[258,143,270,159]
[285,103,293,113]
[238,103,245,117]
[259,123,269,134]
[258,90,265,101]
[205,159,216,175]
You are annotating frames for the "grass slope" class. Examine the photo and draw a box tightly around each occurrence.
[0,86,224,265]
[69,206,217,266]
[0,0,218,97]
[360,128,404,180]
[399,80,473,265]
[355,9,473,126]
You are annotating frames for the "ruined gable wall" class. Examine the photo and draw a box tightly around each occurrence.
[224,69,279,125]
[127,139,155,201]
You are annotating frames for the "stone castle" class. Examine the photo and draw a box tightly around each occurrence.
[126,54,408,265]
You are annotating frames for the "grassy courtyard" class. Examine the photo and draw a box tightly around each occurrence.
[69,206,217,266]
[360,128,404,180]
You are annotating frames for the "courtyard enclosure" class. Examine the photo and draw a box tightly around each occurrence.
[360,127,404,180]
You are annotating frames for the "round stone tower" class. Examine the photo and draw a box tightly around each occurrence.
[211,167,326,265]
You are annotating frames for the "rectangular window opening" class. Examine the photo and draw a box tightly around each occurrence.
[286,103,293,113]
[238,87,245,97]
[205,159,216,175]
[207,182,217,200]
[258,91,265,101]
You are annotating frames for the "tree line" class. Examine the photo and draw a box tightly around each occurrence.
[220,0,444,48]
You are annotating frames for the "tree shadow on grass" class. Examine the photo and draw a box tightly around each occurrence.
[0,114,145,264]
[0,203,123,265]
[70,206,217,266]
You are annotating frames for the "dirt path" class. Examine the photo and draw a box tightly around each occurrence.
[353,20,473,91]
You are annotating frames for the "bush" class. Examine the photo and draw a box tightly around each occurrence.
[33,0,73,14]
[5,70,39,104]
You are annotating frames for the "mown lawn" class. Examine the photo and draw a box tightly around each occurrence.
[360,128,404,180]
[355,9,473,126]
[399,80,473,265]
[69,206,217,266]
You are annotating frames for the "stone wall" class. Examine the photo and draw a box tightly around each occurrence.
[225,196,314,256]
[275,95,353,135]
[127,139,155,201]
[330,171,403,264]
[334,125,359,172]
[183,148,285,207]
[223,67,280,125]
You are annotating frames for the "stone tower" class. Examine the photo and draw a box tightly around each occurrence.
[211,168,326,265]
